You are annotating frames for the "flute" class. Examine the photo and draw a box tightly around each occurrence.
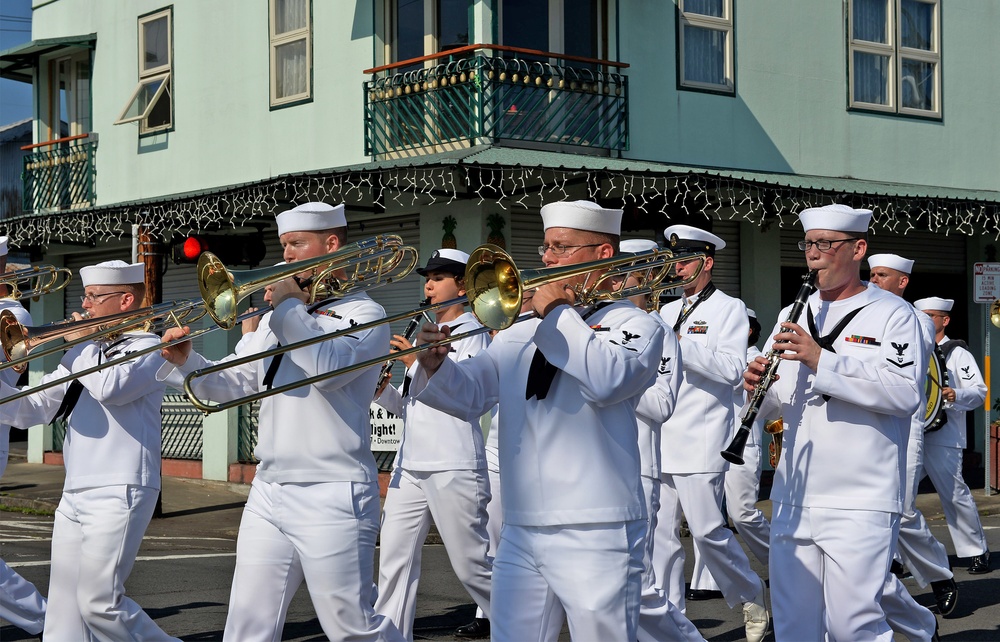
[721,270,817,465]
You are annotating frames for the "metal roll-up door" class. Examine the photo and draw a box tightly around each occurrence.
[510,210,545,272]
[712,220,741,300]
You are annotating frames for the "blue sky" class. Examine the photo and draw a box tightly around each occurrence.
[0,0,33,126]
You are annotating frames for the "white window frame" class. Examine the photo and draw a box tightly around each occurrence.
[269,0,312,107]
[115,8,173,133]
[677,0,734,94]
[848,0,941,118]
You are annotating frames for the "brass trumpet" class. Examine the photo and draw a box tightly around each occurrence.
[182,243,707,413]
[0,265,72,301]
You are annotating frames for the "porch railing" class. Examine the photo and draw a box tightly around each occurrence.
[21,133,98,213]
[364,44,629,158]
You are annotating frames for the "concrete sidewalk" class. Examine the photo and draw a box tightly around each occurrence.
[3,445,1000,541]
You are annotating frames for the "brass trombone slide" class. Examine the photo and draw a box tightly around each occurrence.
[182,244,707,413]
[0,265,72,301]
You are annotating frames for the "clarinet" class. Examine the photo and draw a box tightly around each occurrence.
[721,270,818,465]
[375,297,431,393]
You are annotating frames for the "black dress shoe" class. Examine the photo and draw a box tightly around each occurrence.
[890,559,912,579]
[686,588,724,601]
[968,551,992,575]
[931,577,958,616]
[454,618,490,639]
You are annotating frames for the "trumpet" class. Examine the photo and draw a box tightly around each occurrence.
[182,243,708,413]
[200,234,418,329]
[721,270,818,465]
[0,265,72,301]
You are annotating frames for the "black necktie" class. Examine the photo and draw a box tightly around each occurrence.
[524,302,613,401]
[52,380,85,423]
[262,349,283,390]
[807,305,868,401]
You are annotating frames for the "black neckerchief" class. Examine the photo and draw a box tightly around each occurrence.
[263,297,345,390]
[525,301,615,401]
[806,303,870,401]
[672,282,717,333]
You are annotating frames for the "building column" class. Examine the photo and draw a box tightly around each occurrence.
[27,257,66,463]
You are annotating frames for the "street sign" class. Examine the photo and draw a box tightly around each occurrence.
[975,262,1000,303]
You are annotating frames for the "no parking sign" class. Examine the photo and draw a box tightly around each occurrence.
[975,262,1000,303]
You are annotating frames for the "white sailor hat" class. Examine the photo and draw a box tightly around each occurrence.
[868,253,914,275]
[915,297,954,313]
[80,260,145,287]
[799,204,872,234]
[540,200,623,236]
[747,308,757,319]
[417,248,469,276]
[663,224,726,254]
[0,236,8,257]
[276,202,347,236]
[619,239,658,254]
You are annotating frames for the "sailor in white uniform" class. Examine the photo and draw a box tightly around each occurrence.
[0,260,178,641]
[373,248,493,641]
[745,204,924,641]
[621,238,705,642]
[914,297,991,575]
[868,254,957,626]
[160,202,403,642]
[0,236,47,637]
[652,225,769,642]
[414,201,663,642]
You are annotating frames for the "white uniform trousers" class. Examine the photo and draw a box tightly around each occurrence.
[770,503,897,642]
[43,484,180,642]
[0,558,46,634]
[493,521,644,642]
[880,573,938,642]
[224,478,403,642]
[654,472,761,611]
[896,435,951,586]
[637,475,706,642]
[922,444,988,558]
[375,468,492,640]
[475,465,502,621]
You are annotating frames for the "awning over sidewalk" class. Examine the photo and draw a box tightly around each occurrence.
[0,34,96,83]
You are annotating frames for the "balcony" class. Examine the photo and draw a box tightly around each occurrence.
[364,44,629,159]
[21,133,98,213]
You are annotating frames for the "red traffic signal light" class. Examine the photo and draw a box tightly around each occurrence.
[171,235,209,264]
[170,233,267,267]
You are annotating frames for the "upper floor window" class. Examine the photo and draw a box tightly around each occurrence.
[677,0,734,94]
[849,0,940,118]
[270,0,312,107]
[115,8,173,133]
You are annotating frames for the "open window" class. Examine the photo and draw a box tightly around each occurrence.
[115,8,172,133]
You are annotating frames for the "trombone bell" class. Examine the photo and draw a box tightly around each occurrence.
[466,247,523,331]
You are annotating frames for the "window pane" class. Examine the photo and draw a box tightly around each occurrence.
[394,0,424,62]
[146,80,171,128]
[502,0,548,51]
[853,51,890,104]
[852,0,888,44]
[275,40,308,99]
[683,0,724,18]
[275,0,308,35]
[683,25,726,86]
[564,0,598,60]
[142,17,169,72]
[437,0,471,51]
[900,0,934,50]
[901,58,934,110]
[121,77,166,121]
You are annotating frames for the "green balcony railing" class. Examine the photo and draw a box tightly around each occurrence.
[21,133,97,213]
[364,44,629,158]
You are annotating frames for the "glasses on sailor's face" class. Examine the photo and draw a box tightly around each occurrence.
[80,291,126,305]
[797,238,859,252]
[537,243,602,257]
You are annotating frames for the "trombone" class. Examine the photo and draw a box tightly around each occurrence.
[0,265,72,301]
[182,243,707,413]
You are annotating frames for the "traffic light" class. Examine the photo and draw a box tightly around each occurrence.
[170,233,267,267]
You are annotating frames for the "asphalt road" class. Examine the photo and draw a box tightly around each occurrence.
[3,508,1000,640]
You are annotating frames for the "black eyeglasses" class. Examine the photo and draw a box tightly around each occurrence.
[797,238,859,252]
[537,243,602,257]
[80,291,127,305]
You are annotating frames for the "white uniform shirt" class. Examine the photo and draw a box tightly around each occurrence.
[759,286,922,514]
[0,331,165,491]
[925,336,987,450]
[658,287,749,474]
[375,311,489,471]
[634,312,682,480]
[159,292,388,484]
[0,299,32,478]
[417,301,664,526]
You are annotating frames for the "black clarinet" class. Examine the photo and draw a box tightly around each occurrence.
[721,271,818,465]
[375,297,431,393]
